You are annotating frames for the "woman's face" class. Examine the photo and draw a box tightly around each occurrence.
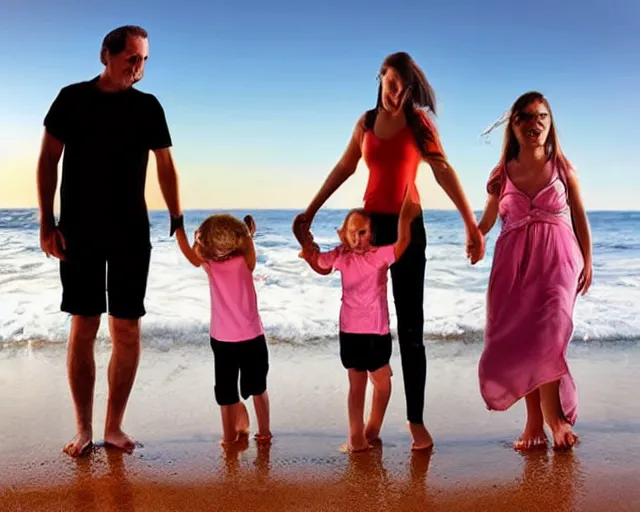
[380,67,409,113]
[511,99,552,151]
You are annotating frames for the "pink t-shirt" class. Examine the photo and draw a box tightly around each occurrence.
[318,245,396,335]
[202,256,264,342]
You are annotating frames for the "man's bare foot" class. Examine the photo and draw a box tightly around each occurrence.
[408,423,434,451]
[63,429,93,457]
[550,422,579,451]
[104,428,137,454]
[514,426,548,451]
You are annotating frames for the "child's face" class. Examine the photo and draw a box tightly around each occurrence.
[341,213,372,253]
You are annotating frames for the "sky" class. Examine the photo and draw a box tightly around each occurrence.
[0,0,638,211]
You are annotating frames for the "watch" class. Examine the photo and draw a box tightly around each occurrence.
[170,214,184,236]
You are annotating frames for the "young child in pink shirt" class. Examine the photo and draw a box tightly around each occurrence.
[175,214,272,446]
[299,186,421,452]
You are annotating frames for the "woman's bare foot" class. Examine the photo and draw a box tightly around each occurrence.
[408,423,434,451]
[549,422,579,451]
[104,428,137,454]
[63,429,93,457]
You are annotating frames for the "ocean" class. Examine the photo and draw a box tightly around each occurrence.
[1,208,639,349]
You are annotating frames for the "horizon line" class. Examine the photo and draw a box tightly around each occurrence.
[1,207,639,213]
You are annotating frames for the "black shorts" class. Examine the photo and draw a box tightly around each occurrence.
[59,246,152,319]
[339,332,392,373]
[210,334,269,406]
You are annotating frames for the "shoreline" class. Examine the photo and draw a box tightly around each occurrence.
[1,341,639,510]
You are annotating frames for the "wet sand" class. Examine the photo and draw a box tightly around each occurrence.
[1,340,639,511]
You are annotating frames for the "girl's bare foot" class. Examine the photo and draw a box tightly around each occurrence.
[254,432,273,445]
[514,424,548,451]
[408,423,434,451]
[236,402,250,437]
[340,442,371,453]
[63,429,93,457]
[364,425,382,445]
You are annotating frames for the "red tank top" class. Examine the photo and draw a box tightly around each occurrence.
[362,110,444,214]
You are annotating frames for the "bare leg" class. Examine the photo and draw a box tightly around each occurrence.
[252,391,272,443]
[63,315,100,457]
[514,389,548,450]
[104,317,141,453]
[539,380,579,450]
[342,369,369,452]
[365,365,392,444]
[220,402,250,445]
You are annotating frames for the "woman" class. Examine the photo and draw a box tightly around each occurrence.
[477,91,593,451]
[293,52,484,450]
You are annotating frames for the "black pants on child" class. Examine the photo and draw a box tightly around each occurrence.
[369,212,427,425]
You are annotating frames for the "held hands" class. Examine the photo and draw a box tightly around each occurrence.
[465,225,485,265]
[292,212,314,246]
[244,215,257,237]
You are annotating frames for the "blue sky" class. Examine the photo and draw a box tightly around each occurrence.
[1,0,638,210]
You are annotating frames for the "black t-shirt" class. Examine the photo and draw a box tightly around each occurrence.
[43,76,172,250]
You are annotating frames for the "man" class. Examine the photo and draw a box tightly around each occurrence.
[37,25,184,457]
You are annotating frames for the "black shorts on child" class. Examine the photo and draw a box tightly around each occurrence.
[209,334,269,406]
[339,331,392,373]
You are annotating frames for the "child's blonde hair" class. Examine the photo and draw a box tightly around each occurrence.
[195,214,251,261]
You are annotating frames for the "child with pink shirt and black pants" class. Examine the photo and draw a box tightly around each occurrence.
[299,186,421,452]
[175,214,272,446]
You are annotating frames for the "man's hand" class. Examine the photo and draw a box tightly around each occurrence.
[40,225,66,260]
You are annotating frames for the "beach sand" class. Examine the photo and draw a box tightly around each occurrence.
[1,339,639,511]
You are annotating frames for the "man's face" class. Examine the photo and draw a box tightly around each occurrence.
[104,35,149,89]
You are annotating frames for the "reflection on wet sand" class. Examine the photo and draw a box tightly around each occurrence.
[1,435,636,511]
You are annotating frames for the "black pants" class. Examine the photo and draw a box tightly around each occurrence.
[370,213,427,425]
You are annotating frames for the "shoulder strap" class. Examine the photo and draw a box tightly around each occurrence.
[363,108,378,131]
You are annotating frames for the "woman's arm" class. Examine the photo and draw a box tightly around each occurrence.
[425,155,477,230]
[394,184,421,260]
[566,171,593,294]
[477,194,499,236]
[175,227,203,267]
[293,115,365,245]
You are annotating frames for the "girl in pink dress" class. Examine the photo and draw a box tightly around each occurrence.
[175,214,272,446]
[477,92,593,451]
[299,186,421,453]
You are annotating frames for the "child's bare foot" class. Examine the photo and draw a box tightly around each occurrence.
[254,432,273,445]
[63,429,93,457]
[236,403,250,437]
[104,428,138,454]
[549,422,579,451]
[408,423,434,451]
